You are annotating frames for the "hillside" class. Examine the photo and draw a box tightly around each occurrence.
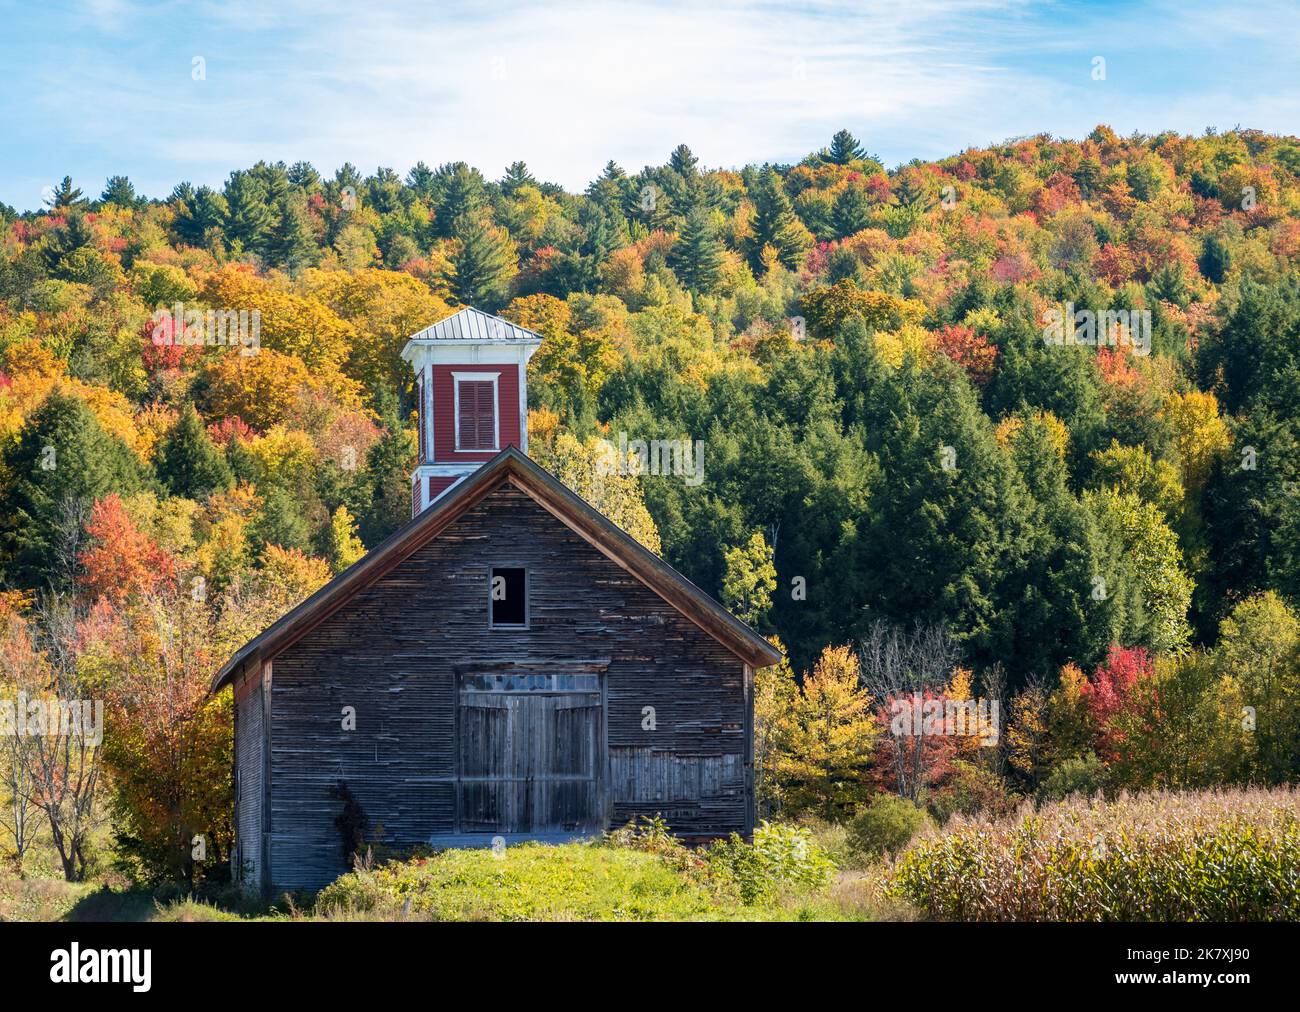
[2,126,1300,885]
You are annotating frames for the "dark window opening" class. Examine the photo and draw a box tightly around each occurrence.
[490,567,527,627]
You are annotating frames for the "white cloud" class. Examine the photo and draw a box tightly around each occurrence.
[2,0,1296,208]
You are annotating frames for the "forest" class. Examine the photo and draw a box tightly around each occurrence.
[1,124,1299,889]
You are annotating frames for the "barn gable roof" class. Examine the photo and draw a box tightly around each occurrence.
[211,447,781,691]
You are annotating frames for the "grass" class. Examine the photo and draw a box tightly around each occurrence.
[312,837,867,921]
[5,789,1298,922]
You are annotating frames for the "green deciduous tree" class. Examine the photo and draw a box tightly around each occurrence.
[722,530,776,628]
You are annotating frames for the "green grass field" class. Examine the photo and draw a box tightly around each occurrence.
[2,789,1296,922]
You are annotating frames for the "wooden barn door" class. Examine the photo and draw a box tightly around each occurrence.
[458,673,601,834]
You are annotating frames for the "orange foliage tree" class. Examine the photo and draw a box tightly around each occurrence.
[77,494,177,604]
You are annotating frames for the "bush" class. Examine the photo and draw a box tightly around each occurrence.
[848,794,931,861]
[891,787,1300,921]
[930,760,1018,824]
[1038,754,1105,803]
[706,822,836,904]
[796,816,862,870]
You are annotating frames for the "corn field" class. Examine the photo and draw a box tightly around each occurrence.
[890,788,1300,921]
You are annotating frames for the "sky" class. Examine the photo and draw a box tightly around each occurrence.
[1,0,1297,211]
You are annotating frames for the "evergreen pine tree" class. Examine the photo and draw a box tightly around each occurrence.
[225,433,259,487]
[826,129,866,165]
[448,214,515,308]
[434,165,487,237]
[46,176,86,211]
[223,169,274,252]
[894,175,930,210]
[405,161,436,200]
[669,144,699,179]
[0,391,142,589]
[170,184,228,247]
[265,194,319,272]
[156,405,233,501]
[831,184,872,239]
[248,483,311,553]
[501,161,537,196]
[41,211,95,274]
[345,424,416,547]
[1198,235,1232,285]
[100,175,140,209]
[748,170,812,270]
[287,161,321,191]
[668,208,725,293]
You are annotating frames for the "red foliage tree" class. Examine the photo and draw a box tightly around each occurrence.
[140,318,196,374]
[1080,644,1153,759]
[77,495,177,604]
[206,415,255,447]
[870,688,959,800]
[934,323,999,387]
[1032,171,1081,218]
[1093,242,1136,286]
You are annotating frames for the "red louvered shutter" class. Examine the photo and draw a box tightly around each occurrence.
[457,380,496,450]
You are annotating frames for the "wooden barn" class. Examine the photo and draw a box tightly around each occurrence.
[212,307,780,895]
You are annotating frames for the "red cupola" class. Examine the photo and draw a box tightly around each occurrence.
[401,307,543,515]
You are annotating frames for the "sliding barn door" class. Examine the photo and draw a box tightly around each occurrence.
[458,674,601,834]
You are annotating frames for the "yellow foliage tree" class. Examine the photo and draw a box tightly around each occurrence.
[531,431,662,553]
[202,348,361,430]
[303,268,451,399]
[326,505,366,574]
[1160,390,1231,493]
[995,409,1070,460]
[504,294,618,416]
[780,645,879,821]
[753,639,798,817]
[198,264,355,373]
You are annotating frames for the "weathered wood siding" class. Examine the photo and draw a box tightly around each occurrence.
[265,483,749,893]
[232,667,265,891]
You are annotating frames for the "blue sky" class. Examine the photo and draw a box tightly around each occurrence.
[1,0,1296,210]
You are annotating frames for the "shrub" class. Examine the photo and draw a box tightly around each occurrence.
[848,794,931,861]
[1038,754,1105,803]
[796,816,862,869]
[891,787,1300,921]
[706,822,836,903]
[930,760,1018,824]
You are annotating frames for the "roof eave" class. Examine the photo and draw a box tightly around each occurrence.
[401,336,542,361]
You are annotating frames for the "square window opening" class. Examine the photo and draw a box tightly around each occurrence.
[490,567,527,627]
